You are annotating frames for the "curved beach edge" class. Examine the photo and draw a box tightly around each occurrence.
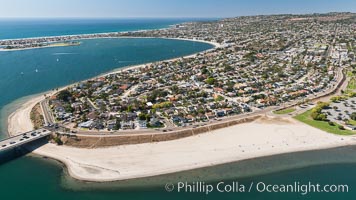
[5,36,356,182]
[26,117,356,182]
[6,36,219,137]
[31,119,356,182]
[7,87,356,182]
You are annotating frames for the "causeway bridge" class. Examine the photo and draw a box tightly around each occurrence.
[0,129,52,153]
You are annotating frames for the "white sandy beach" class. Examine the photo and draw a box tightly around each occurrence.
[7,95,45,136]
[6,69,356,182]
[2,37,221,134]
[27,117,356,182]
[6,91,356,182]
[0,36,221,52]
[5,37,220,137]
[4,36,355,182]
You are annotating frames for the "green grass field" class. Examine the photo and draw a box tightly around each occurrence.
[347,71,353,77]
[273,108,296,115]
[347,77,356,91]
[294,110,355,135]
[347,119,356,126]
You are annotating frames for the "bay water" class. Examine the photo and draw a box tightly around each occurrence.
[1,19,356,200]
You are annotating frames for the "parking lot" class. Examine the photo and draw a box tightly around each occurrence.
[325,97,356,129]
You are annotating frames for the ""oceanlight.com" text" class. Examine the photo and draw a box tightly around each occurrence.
[164,181,349,195]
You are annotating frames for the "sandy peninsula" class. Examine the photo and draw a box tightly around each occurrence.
[8,101,356,182]
[5,36,355,182]
[5,37,219,135]
[33,117,356,182]
[0,42,81,52]
[7,95,46,136]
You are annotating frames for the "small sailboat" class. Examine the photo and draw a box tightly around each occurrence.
[35,69,39,73]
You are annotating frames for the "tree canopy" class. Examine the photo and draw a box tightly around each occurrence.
[57,90,72,102]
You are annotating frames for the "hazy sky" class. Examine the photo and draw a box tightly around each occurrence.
[0,0,355,18]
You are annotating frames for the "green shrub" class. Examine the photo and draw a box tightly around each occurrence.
[206,77,215,85]
[351,112,356,121]
[53,136,63,145]
[311,101,330,121]
[328,121,335,126]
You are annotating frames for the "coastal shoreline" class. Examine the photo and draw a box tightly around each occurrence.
[0,23,177,42]
[30,117,356,182]
[4,29,354,182]
[5,36,355,182]
[0,42,81,52]
[0,20,212,52]
[0,36,220,52]
[5,36,218,137]
[7,91,356,183]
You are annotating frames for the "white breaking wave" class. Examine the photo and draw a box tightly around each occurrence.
[52,52,78,55]
[118,61,135,63]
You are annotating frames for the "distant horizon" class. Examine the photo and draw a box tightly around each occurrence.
[0,11,354,20]
[0,17,220,20]
[1,0,355,18]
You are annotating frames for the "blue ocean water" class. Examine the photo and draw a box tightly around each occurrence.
[0,18,215,135]
[0,19,355,200]
[0,37,213,136]
[1,145,356,200]
[0,18,212,40]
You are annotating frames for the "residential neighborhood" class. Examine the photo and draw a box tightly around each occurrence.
[33,13,356,133]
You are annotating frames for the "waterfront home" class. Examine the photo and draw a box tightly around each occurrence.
[205,112,215,119]
[79,120,94,129]
[106,119,117,130]
[121,121,135,130]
